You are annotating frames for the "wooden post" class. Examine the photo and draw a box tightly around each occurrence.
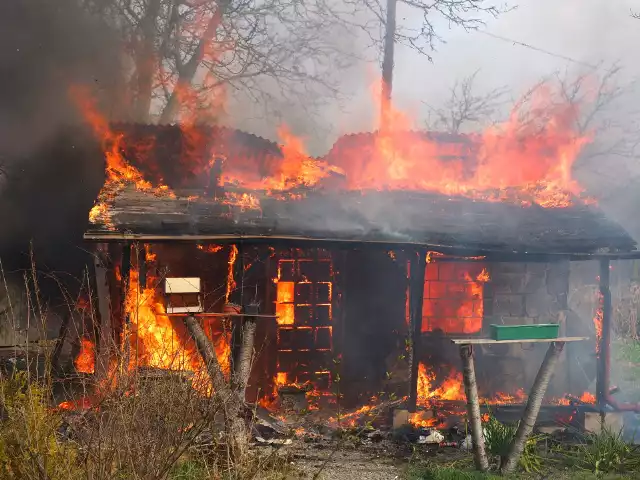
[51,314,71,373]
[459,344,489,472]
[138,244,147,290]
[94,245,113,382]
[230,244,245,372]
[596,259,611,408]
[407,250,426,412]
[120,243,132,372]
[500,341,566,474]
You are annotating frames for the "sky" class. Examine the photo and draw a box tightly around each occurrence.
[262,0,640,154]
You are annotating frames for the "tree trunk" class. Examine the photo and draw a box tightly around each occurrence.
[159,0,230,124]
[133,0,161,122]
[380,0,397,132]
[459,345,489,472]
[232,317,257,399]
[184,314,252,460]
[184,315,230,396]
[500,341,566,475]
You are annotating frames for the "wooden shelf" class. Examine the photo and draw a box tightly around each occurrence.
[450,336,588,345]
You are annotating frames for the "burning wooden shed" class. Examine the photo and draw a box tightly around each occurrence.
[77,123,640,416]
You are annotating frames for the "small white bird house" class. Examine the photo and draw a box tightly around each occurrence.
[164,277,203,314]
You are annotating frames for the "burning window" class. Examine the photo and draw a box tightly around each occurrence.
[422,261,489,334]
[274,250,333,386]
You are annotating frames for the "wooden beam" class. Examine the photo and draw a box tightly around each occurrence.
[83,231,640,261]
[407,249,427,413]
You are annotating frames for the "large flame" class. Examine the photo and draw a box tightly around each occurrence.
[73,245,231,391]
[75,74,592,224]
[125,247,231,378]
[327,80,589,207]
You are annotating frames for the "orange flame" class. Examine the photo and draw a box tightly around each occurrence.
[555,391,596,405]
[225,245,238,304]
[75,337,95,374]
[70,86,174,230]
[422,261,488,334]
[326,79,590,208]
[594,290,603,354]
[120,246,230,390]
[197,244,224,253]
[417,363,465,404]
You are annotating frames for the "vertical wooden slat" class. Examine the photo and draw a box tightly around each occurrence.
[94,244,113,381]
[596,258,611,408]
[407,249,426,412]
[120,243,132,372]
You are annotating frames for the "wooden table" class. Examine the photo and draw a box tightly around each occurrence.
[450,336,588,473]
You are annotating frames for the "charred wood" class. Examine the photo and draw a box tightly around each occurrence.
[408,250,426,412]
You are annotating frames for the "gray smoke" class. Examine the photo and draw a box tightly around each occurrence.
[0,0,123,272]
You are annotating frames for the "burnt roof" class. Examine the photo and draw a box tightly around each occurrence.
[85,186,637,257]
[84,124,638,257]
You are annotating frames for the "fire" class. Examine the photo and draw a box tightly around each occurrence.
[219,125,344,193]
[422,260,489,334]
[476,268,490,282]
[276,372,289,387]
[417,363,465,405]
[125,249,231,377]
[71,86,175,230]
[594,290,603,354]
[409,411,437,428]
[555,391,596,405]
[225,245,238,304]
[75,337,95,374]
[491,389,527,404]
[197,244,223,253]
[327,80,589,208]
[63,245,232,395]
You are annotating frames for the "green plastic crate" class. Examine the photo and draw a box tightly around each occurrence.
[490,323,559,341]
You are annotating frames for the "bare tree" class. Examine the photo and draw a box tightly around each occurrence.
[423,70,509,133]
[81,0,356,124]
[553,64,640,162]
[342,0,510,128]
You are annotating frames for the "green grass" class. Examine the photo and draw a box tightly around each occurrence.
[405,465,500,480]
[405,465,634,480]
[557,425,640,475]
[168,460,208,480]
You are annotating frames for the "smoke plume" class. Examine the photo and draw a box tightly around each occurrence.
[0,0,122,274]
